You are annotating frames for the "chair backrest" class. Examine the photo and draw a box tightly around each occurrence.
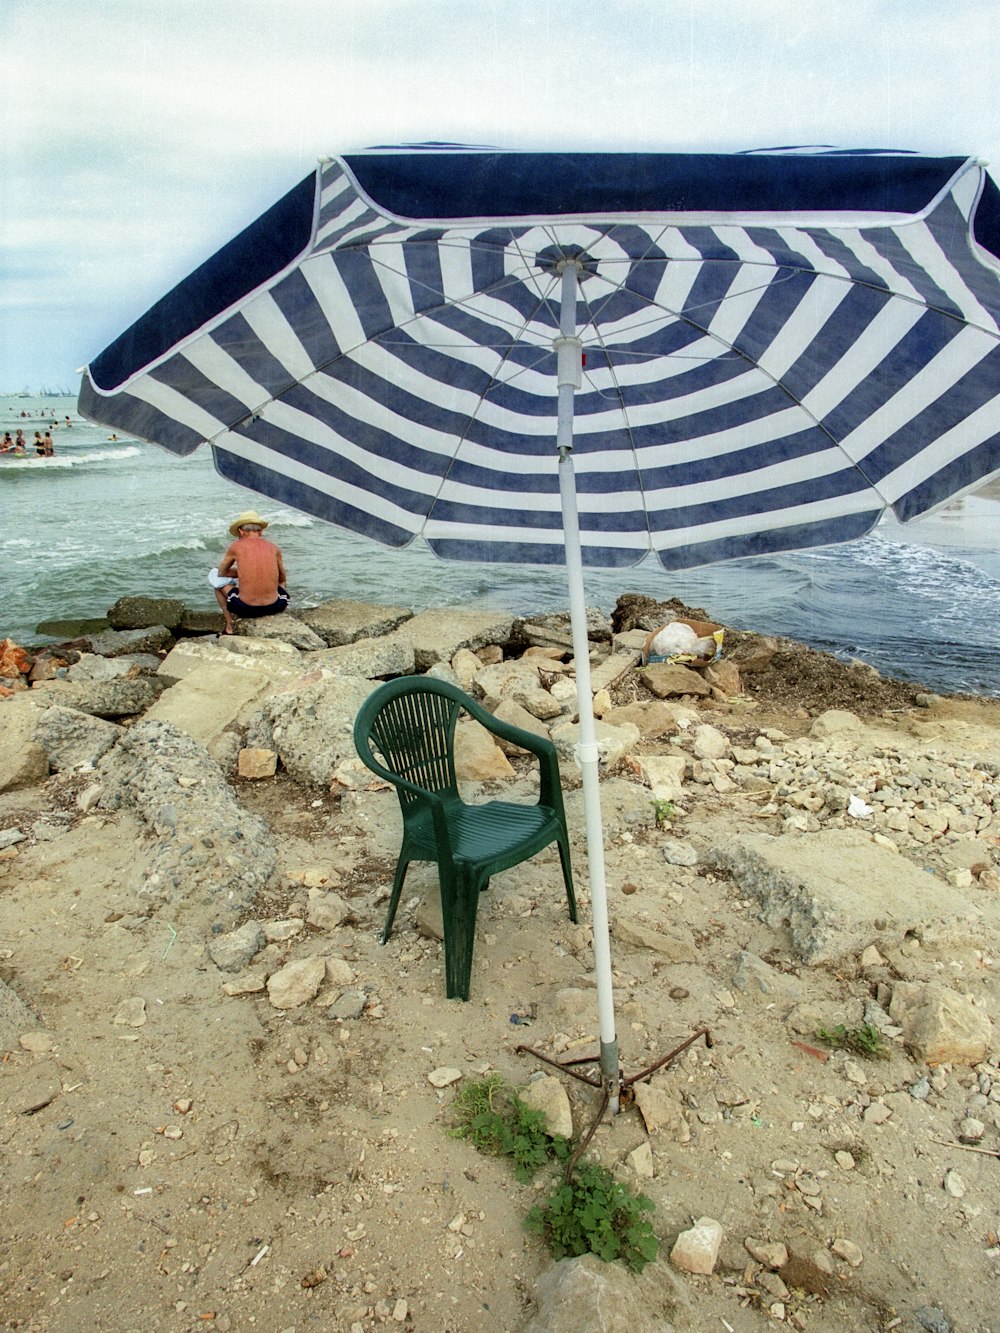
[355,677,470,808]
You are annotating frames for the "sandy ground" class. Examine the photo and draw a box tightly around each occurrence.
[1,650,1000,1333]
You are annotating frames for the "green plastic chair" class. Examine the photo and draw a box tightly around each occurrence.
[353,676,578,1000]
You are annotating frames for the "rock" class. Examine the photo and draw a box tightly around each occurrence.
[602,700,698,740]
[97,719,276,914]
[30,676,167,719]
[474,661,563,721]
[19,1031,54,1052]
[809,709,863,737]
[298,598,413,647]
[521,1075,574,1139]
[914,1307,952,1333]
[525,1252,688,1333]
[0,699,50,791]
[88,624,175,656]
[427,1067,462,1088]
[0,977,40,1054]
[613,919,697,962]
[745,1238,789,1270]
[262,918,305,943]
[327,990,366,1019]
[943,1169,966,1199]
[235,614,326,650]
[661,840,699,867]
[958,1116,986,1142]
[33,705,121,771]
[0,638,34,679]
[732,951,802,1001]
[491,699,553,754]
[114,997,147,1027]
[889,983,993,1066]
[702,658,741,696]
[692,724,729,760]
[392,609,514,672]
[208,921,265,973]
[246,675,376,788]
[831,1238,863,1267]
[710,828,979,965]
[670,1217,722,1275]
[306,890,351,930]
[416,892,444,941]
[636,754,687,802]
[550,718,640,769]
[311,636,416,679]
[454,720,515,780]
[107,596,185,630]
[266,956,326,1009]
[639,663,711,698]
[632,1082,691,1142]
[627,1141,655,1177]
[237,747,278,779]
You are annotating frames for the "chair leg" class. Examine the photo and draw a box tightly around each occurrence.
[440,869,481,1001]
[381,856,411,944]
[556,835,578,924]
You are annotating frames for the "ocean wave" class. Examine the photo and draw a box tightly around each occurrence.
[0,446,141,470]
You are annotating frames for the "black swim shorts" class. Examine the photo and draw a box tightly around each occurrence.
[225,588,290,618]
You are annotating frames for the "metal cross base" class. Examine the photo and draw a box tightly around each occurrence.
[516,1027,713,1180]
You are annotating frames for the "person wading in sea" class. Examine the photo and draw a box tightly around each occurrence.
[214,510,289,635]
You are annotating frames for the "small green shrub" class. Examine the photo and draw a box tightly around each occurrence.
[814,1021,888,1060]
[448,1075,570,1181]
[525,1160,659,1272]
[650,797,676,825]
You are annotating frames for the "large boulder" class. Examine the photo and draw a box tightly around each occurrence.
[0,698,51,790]
[87,625,175,657]
[473,661,563,721]
[107,596,186,630]
[96,719,276,914]
[233,614,326,650]
[525,1253,687,1333]
[32,705,122,771]
[298,599,413,647]
[28,676,167,719]
[246,675,377,788]
[389,609,514,671]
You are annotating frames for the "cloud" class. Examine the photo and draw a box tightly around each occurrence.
[3,0,1000,386]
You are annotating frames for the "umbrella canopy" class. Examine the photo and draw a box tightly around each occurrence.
[79,147,1000,1104]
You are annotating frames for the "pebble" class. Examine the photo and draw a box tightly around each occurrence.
[909,1077,932,1101]
[943,1169,966,1199]
[957,1116,985,1142]
[113,997,147,1027]
[831,1237,863,1266]
[834,1150,856,1170]
[428,1067,462,1088]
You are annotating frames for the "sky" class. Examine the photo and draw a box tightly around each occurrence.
[3,0,1000,392]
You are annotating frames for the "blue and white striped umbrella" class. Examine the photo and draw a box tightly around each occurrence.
[79,147,1000,1102]
[80,148,1000,569]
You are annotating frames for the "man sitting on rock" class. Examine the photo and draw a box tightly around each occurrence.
[215,510,289,635]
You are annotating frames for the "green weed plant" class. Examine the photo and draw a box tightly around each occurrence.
[449,1076,659,1271]
[525,1160,658,1272]
[814,1021,888,1060]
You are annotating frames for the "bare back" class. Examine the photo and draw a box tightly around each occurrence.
[220,533,286,605]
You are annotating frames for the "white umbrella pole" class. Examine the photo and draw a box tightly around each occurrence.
[554,262,621,1113]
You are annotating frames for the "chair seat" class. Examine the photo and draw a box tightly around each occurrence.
[408,799,563,872]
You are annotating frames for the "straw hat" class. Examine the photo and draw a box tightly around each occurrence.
[229,509,269,536]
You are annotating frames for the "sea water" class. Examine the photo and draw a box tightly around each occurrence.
[3,395,999,697]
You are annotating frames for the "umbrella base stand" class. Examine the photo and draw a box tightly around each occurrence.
[516,1027,712,1169]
